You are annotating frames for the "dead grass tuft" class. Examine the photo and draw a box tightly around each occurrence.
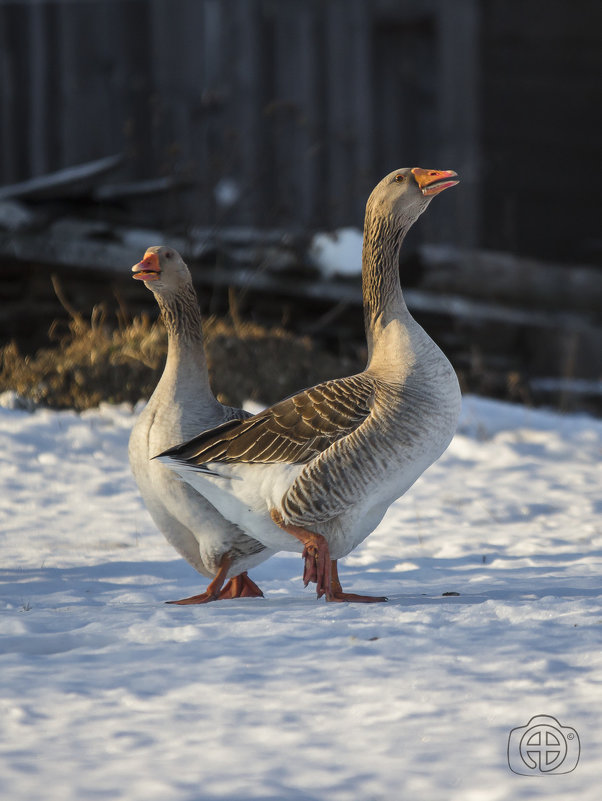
[0,305,363,411]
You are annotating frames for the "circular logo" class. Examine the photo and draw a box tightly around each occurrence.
[519,723,568,772]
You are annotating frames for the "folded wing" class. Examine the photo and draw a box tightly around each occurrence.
[157,374,376,468]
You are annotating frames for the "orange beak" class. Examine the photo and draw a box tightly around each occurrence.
[411,168,459,196]
[132,251,161,281]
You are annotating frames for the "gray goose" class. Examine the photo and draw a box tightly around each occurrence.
[157,168,461,602]
[128,246,275,604]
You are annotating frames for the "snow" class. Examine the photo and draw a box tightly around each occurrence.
[308,227,363,277]
[1,396,601,800]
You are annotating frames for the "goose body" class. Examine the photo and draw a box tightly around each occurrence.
[159,168,461,600]
[128,246,274,603]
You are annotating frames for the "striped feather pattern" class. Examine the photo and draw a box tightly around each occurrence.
[159,374,376,467]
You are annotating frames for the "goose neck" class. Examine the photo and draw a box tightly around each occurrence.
[362,213,411,364]
[156,285,210,379]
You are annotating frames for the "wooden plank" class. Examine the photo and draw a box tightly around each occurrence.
[93,175,194,201]
[0,4,18,183]
[479,1,602,261]
[372,13,439,196]
[56,3,100,165]
[1,4,32,182]
[3,215,600,323]
[147,0,208,225]
[324,0,348,227]
[436,0,480,249]
[349,0,373,221]
[324,0,374,227]
[417,245,602,315]
[4,221,599,343]
[373,0,436,18]
[110,0,149,173]
[0,155,122,201]
[52,1,149,178]
[199,0,224,225]
[227,0,263,227]
[27,1,49,176]
[272,0,319,228]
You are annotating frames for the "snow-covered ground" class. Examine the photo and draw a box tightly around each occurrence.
[1,395,600,801]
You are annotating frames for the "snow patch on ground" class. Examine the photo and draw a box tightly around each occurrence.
[1,397,601,800]
[308,227,363,277]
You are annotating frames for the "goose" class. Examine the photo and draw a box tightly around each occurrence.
[157,168,461,602]
[128,245,275,604]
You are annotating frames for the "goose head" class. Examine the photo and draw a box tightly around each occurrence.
[131,245,191,295]
[366,167,459,225]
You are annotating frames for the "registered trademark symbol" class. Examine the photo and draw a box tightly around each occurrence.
[567,733,575,740]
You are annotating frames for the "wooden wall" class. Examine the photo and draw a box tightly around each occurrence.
[4,0,600,265]
[480,0,602,262]
[0,0,480,247]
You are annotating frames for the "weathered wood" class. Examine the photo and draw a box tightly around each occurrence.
[349,0,374,221]
[27,1,49,176]
[324,0,374,226]
[273,0,318,227]
[148,0,209,226]
[2,216,601,404]
[480,0,602,261]
[0,6,17,183]
[224,0,262,227]
[436,0,480,249]
[371,5,440,253]
[418,245,602,316]
[0,220,302,277]
[0,155,122,201]
[2,220,600,332]
[0,0,600,262]
[93,176,194,201]
[325,0,354,226]
[0,200,36,231]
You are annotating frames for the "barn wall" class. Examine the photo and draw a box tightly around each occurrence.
[480,0,602,262]
[10,0,600,265]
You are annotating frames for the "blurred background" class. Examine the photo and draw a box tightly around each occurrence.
[0,0,601,413]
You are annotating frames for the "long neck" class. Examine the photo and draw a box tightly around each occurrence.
[362,209,412,369]
[155,283,214,402]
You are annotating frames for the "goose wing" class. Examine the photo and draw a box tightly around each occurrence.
[158,374,375,468]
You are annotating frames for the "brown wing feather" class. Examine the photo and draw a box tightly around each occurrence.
[159,374,375,467]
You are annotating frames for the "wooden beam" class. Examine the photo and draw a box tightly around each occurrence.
[0,155,123,201]
[436,0,480,248]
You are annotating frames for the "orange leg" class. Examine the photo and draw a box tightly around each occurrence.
[326,560,387,604]
[218,572,264,599]
[166,555,263,605]
[271,509,332,598]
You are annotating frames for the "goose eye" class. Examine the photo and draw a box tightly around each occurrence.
[394,174,405,183]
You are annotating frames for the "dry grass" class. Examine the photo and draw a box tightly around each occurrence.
[4,308,595,416]
[0,303,364,411]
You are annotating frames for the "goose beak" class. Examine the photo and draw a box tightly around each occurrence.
[132,251,161,281]
[411,168,459,196]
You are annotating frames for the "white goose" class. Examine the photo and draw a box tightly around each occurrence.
[128,245,275,604]
[158,168,462,602]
